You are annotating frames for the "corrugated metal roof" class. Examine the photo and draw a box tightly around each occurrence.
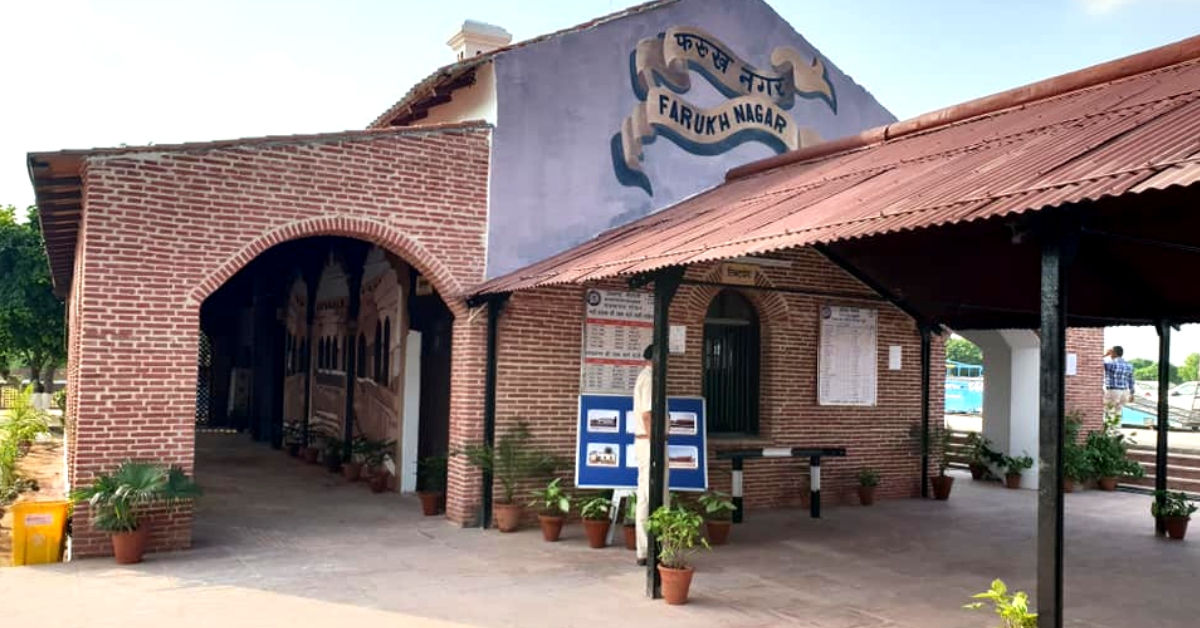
[474,39,1200,296]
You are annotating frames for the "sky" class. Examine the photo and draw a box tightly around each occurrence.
[1,0,1198,358]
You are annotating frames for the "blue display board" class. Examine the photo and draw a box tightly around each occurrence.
[575,394,707,491]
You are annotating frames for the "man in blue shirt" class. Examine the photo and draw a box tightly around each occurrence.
[1103,345,1136,422]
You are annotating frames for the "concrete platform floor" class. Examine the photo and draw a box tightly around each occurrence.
[2,432,1197,628]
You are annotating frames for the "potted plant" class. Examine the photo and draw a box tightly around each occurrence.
[930,428,956,500]
[964,579,1037,627]
[580,495,612,548]
[282,421,303,457]
[320,436,344,473]
[302,436,321,464]
[1000,453,1033,489]
[343,435,370,481]
[529,478,572,542]
[69,460,201,564]
[1062,414,1090,492]
[622,493,637,550]
[460,421,557,533]
[857,468,880,506]
[1152,490,1198,540]
[416,454,448,516]
[697,490,737,545]
[646,504,709,605]
[1085,418,1144,491]
[363,440,396,493]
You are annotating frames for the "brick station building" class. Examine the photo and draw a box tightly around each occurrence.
[29,0,1110,558]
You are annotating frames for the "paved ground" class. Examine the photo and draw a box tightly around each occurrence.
[2,433,1198,627]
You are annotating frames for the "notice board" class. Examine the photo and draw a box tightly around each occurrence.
[817,305,878,406]
[575,394,708,491]
[581,289,654,394]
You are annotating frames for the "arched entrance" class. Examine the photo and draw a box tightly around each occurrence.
[194,235,454,542]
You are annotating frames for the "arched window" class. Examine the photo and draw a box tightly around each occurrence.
[382,317,391,384]
[357,333,367,377]
[330,337,338,372]
[703,291,760,435]
[318,338,325,370]
[299,338,309,372]
[343,335,350,372]
[374,321,383,383]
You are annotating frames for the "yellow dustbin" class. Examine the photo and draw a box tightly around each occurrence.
[11,500,69,566]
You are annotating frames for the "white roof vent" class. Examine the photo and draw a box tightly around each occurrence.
[447,20,513,62]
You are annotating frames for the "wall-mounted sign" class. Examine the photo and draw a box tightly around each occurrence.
[576,394,708,490]
[582,289,654,394]
[612,26,837,196]
[669,324,687,354]
[818,306,877,406]
[719,262,759,286]
[414,276,433,296]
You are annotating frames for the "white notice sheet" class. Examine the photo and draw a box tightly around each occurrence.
[818,306,878,406]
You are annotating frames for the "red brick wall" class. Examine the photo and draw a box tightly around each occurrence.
[66,123,491,556]
[1066,328,1105,436]
[492,248,946,513]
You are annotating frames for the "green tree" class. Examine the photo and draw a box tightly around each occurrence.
[0,205,65,391]
[1179,353,1200,383]
[1133,361,1181,385]
[1129,358,1154,372]
[945,337,983,365]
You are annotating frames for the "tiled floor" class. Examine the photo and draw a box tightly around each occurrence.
[2,432,1196,627]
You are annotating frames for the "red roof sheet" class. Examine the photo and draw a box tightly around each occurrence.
[474,37,1200,296]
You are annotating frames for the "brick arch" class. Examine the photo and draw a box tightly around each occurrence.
[186,215,466,317]
[683,265,790,327]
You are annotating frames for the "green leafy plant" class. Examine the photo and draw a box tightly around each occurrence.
[1001,453,1034,476]
[580,495,611,521]
[858,468,880,488]
[1152,490,1198,519]
[965,432,1005,467]
[964,579,1037,628]
[53,388,67,413]
[459,421,557,504]
[69,460,201,533]
[646,504,709,569]
[1084,416,1144,479]
[696,490,736,521]
[623,492,637,524]
[281,421,304,447]
[417,454,448,492]
[529,478,572,516]
[0,385,51,504]
[363,438,397,473]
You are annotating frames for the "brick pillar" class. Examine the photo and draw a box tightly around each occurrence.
[444,310,487,526]
[69,283,198,558]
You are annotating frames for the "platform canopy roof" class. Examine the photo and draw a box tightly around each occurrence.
[473,36,1200,330]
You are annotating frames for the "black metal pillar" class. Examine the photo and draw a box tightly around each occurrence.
[1155,321,1171,536]
[647,267,683,599]
[481,294,510,530]
[920,326,932,499]
[1037,233,1068,628]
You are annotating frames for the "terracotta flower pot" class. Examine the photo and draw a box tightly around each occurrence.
[623,523,637,550]
[931,475,955,500]
[538,514,565,542]
[342,461,362,482]
[969,463,987,480]
[582,518,610,548]
[493,503,522,532]
[858,486,876,506]
[1098,477,1118,491]
[1165,516,1190,540]
[111,526,151,565]
[1063,478,1076,493]
[303,447,320,464]
[418,491,443,516]
[658,564,695,605]
[705,519,732,545]
[369,474,389,493]
[1004,473,1022,489]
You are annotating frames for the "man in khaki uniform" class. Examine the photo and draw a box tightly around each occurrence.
[633,344,668,566]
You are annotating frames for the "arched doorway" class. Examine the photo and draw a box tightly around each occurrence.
[194,236,454,541]
[703,290,761,436]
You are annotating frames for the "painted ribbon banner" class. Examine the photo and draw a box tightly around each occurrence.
[632,26,837,112]
[617,86,822,180]
[613,25,837,195]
